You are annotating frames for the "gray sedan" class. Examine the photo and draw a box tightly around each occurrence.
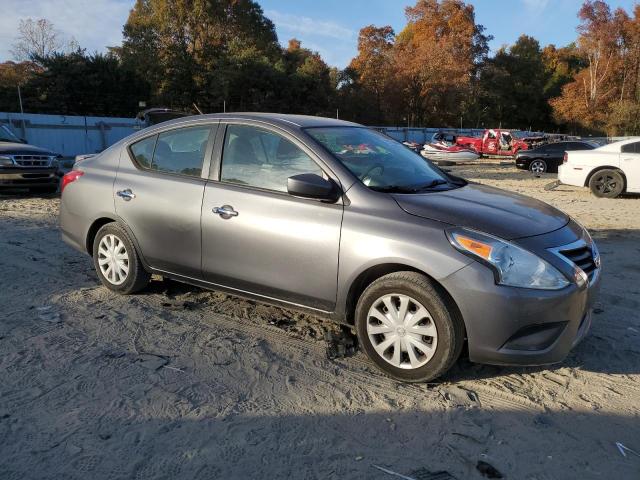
[59,113,601,382]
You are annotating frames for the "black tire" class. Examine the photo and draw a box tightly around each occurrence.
[589,169,624,198]
[529,159,547,174]
[92,222,150,294]
[354,271,464,383]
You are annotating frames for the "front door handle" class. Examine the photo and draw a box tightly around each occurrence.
[213,205,238,219]
[117,189,136,201]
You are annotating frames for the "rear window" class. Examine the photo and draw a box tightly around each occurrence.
[128,126,212,177]
[130,135,156,168]
[621,141,640,154]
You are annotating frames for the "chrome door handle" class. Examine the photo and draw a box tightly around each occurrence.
[213,205,238,219]
[117,189,136,201]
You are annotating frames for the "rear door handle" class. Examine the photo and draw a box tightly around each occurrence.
[213,205,238,219]
[117,189,136,201]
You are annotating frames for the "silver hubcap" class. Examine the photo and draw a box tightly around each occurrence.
[366,294,438,370]
[531,161,545,173]
[97,234,129,285]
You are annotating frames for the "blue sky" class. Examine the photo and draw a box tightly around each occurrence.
[1,0,638,67]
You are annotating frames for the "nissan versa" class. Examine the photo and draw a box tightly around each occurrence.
[59,114,601,382]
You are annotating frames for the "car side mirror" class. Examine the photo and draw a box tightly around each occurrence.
[287,173,339,201]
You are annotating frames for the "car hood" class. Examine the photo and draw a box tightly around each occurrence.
[393,183,569,240]
[0,142,55,156]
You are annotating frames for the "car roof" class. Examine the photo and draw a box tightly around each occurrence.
[153,112,361,129]
[597,137,640,151]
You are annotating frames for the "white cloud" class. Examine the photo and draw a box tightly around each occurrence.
[0,0,132,61]
[521,0,550,15]
[266,10,354,40]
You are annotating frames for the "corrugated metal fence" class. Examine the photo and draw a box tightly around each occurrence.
[1,112,625,157]
[0,112,138,158]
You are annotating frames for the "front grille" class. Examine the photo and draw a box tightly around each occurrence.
[558,244,597,279]
[12,155,52,167]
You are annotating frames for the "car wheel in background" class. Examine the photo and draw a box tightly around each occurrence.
[354,271,464,383]
[589,169,624,198]
[92,223,150,294]
[529,159,547,174]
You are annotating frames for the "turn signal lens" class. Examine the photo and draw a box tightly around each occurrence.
[455,235,493,260]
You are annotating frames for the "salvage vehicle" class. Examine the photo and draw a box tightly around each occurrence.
[0,124,59,193]
[135,108,189,129]
[59,113,601,382]
[516,140,599,173]
[456,129,530,157]
[559,137,640,198]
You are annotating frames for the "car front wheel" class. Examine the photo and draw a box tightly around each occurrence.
[93,223,150,294]
[589,169,624,198]
[355,272,464,382]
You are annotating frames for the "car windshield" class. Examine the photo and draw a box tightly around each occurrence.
[0,125,20,143]
[306,127,461,193]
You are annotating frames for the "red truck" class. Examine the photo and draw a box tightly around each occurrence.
[455,129,541,157]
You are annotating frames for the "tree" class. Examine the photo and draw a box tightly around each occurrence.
[392,0,491,127]
[551,1,623,133]
[11,18,71,63]
[348,26,396,123]
[13,51,149,117]
[118,0,282,111]
[477,35,552,130]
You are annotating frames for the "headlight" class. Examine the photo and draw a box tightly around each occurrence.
[447,227,570,290]
[0,155,14,167]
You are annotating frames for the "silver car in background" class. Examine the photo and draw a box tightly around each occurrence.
[60,113,601,382]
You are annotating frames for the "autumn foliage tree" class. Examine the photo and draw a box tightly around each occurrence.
[550,0,640,134]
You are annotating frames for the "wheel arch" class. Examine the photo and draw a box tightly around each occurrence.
[584,166,627,190]
[85,217,151,272]
[85,217,117,255]
[343,263,465,336]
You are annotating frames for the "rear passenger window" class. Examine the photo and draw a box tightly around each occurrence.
[130,135,156,168]
[129,126,211,177]
[621,141,640,154]
[153,126,211,177]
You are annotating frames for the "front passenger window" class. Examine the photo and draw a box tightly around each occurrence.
[220,124,323,192]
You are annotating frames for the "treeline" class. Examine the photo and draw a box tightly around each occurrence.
[0,0,639,135]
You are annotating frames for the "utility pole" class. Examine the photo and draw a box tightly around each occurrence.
[223,101,226,113]
[17,85,27,140]
[336,108,339,119]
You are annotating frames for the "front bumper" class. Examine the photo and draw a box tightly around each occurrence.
[0,167,59,188]
[441,235,601,366]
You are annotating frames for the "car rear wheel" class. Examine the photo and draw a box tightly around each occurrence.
[589,169,624,198]
[93,223,150,294]
[529,159,547,174]
[355,272,464,382]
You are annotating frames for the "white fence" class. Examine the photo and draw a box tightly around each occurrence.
[0,112,138,158]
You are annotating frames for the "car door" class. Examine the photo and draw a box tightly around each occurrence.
[620,141,640,191]
[201,122,344,312]
[114,123,217,277]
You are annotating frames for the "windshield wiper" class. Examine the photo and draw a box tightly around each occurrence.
[370,179,449,193]
[412,179,448,191]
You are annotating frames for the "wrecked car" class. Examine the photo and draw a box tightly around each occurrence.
[60,113,601,382]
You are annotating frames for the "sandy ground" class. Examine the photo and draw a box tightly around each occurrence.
[1,162,639,480]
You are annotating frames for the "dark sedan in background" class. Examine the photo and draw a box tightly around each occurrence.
[516,140,599,173]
